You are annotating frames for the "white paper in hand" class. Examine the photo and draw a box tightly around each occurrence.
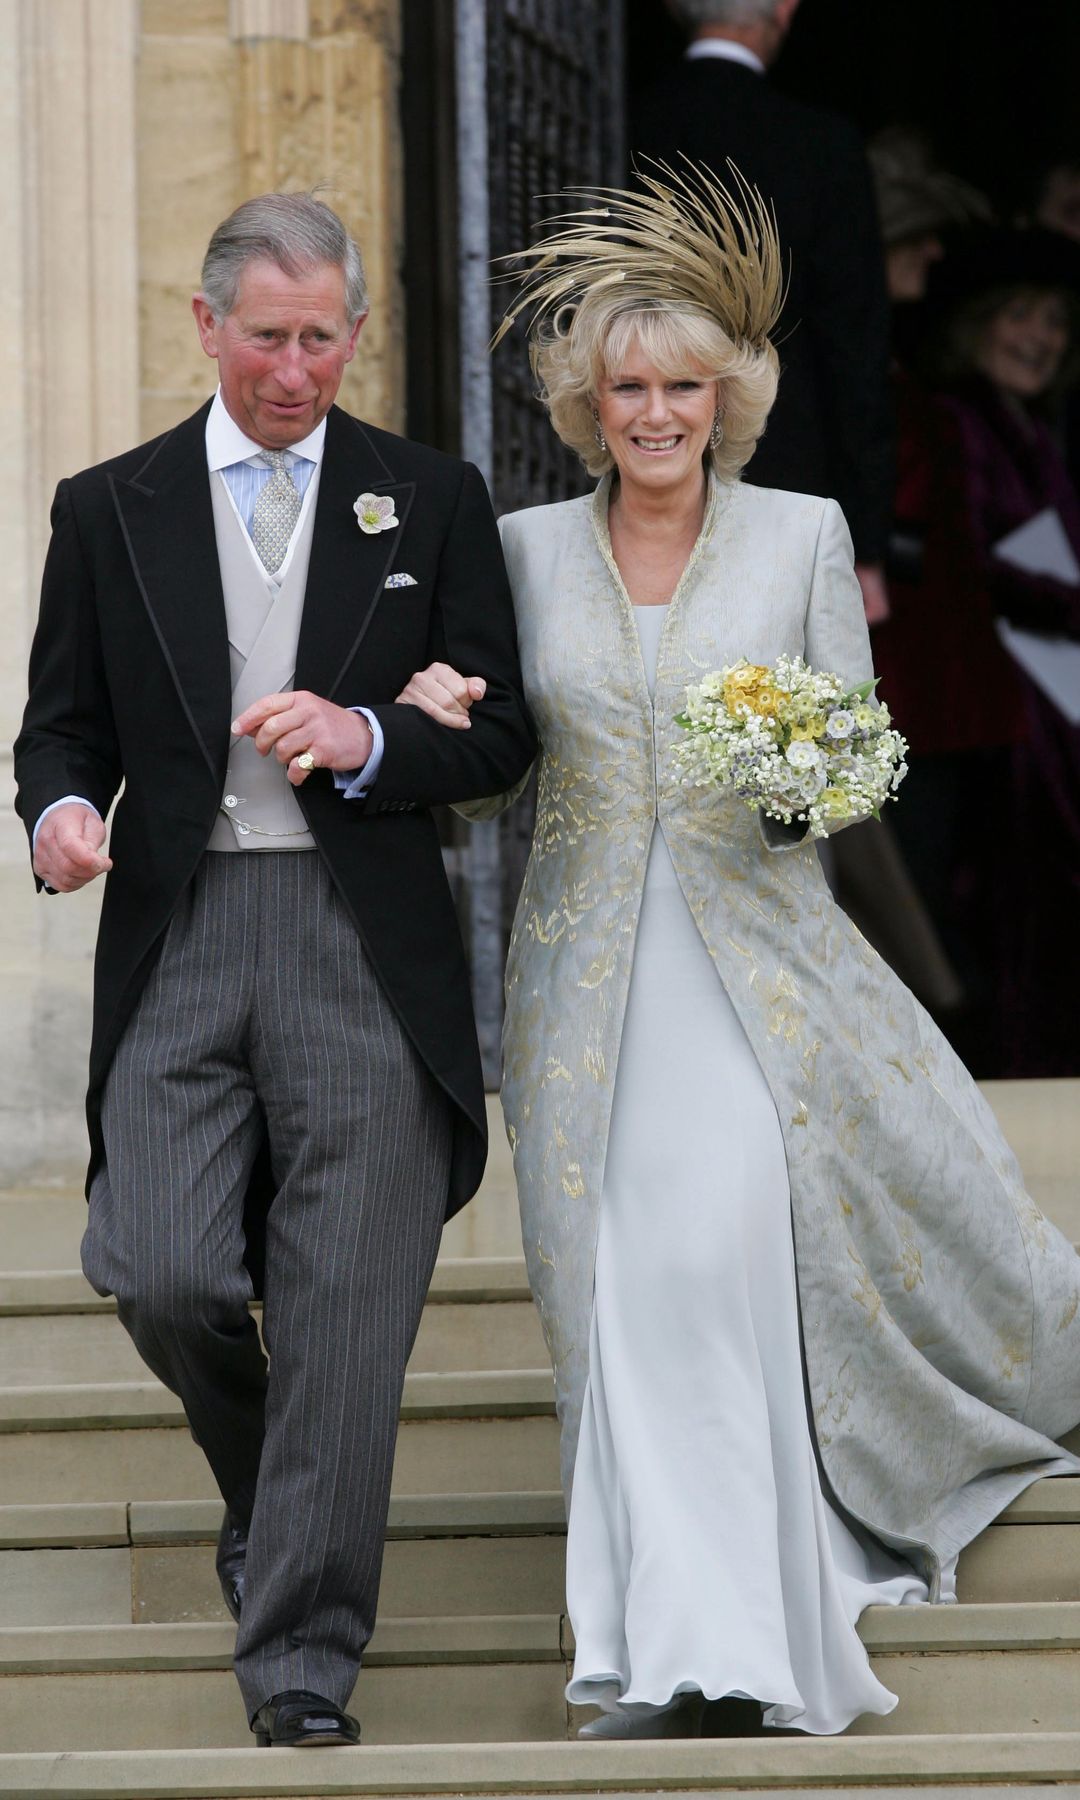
[992,507,1080,724]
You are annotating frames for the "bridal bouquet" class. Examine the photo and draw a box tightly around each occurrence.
[674,656,909,839]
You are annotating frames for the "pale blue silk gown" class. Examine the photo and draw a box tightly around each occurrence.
[564,604,956,1736]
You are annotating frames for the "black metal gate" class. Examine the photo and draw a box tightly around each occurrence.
[485,0,626,516]
[402,0,625,1083]
[462,0,625,1082]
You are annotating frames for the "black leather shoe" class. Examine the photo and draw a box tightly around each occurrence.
[215,1511,248,1624]
[252,1690,361,1748]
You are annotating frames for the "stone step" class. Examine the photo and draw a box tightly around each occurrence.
[0,1605,1078,1750]
[7,1479,1073,1549]
[0,1190,533,1276]
[0,1622,567,1753]
[0,1257,535,1315]
[3,1167,1075,1276]
[0,1192,88,1273]
[978,1078,1080,1187]
[3,1738,1079,1798]
[2,1480,1079,1627]
[0,1399,562,1505]
[0,1369,555,1430]
[0,1090,520,1273]
[7,1416,1071,1518]
[3,1080,1077,1274]
[0,1491,569,1549]
[0,1493,569,1627]
[0,1288,546,1382]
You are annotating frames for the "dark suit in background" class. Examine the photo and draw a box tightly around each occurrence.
[634,54,892,562]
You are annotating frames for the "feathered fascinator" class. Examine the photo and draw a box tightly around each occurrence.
[491,158,786,354]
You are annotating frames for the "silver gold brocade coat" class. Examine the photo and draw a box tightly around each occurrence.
[475,477,1080,1588]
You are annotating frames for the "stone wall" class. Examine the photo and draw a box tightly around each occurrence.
[138,0,404,443]
[0,0,404,1186]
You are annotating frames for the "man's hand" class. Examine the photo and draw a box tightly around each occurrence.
[855,562,891,627]
[33,803,112,892]
[396,663,486,728]
[231,691,374,785]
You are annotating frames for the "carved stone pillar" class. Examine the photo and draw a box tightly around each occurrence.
[0,0,405,1186]
[139,0,404,441]
[0,0,139,1184]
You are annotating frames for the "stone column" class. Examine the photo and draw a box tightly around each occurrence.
[139,0,404,440]
[1,0,405,1187]
[0,0,140,1186]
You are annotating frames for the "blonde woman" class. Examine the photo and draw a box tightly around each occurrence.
[399,169,1080,1738]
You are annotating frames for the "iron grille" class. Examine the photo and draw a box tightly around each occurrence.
[435,0,625,1083]
[487,0,626,517]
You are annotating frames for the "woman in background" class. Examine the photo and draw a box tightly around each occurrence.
[875,228,1080,1075]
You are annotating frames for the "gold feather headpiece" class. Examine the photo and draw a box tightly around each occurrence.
[491,158,786,354]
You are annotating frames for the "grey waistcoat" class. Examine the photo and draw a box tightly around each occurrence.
[207,466,322,852]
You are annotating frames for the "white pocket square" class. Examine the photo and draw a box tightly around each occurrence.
[384,571,418,589]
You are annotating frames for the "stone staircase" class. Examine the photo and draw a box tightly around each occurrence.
[1,1083,1078,1796]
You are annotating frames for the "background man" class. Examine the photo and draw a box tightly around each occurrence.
[635,0,893,624]
[14,193,535,1748]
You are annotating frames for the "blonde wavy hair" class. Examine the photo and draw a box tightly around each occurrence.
[532,292,780,482]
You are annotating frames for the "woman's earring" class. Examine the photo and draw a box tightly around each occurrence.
[710,411,724,450]
[592,408,607,453]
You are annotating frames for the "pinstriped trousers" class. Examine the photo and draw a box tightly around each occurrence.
[82,851,453,1718]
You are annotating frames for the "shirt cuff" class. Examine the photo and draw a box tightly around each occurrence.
[33,796,102,854]
[333,708,384,799]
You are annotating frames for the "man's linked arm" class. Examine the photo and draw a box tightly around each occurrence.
[14,480,123,868]
[362,463,536,805]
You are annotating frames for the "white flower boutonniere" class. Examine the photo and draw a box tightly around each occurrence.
[354,492,399,534]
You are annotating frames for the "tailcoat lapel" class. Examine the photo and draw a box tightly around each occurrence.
[296,406,416,701]
[109,401,232,783]
[108,402,414,784]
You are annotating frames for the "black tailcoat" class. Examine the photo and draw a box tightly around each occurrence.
[634,57,892,563]
[15,401,536,1231]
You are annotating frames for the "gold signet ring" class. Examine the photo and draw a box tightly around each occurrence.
[296,751,316,772]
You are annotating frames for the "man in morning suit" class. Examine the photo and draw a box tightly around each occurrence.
[635,0,893,624]
[14,193,536,1747]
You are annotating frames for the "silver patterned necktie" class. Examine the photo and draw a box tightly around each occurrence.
[250,450,301,574]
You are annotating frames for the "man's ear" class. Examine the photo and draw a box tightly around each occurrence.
[192,294,220,360]
[344,311,368,364]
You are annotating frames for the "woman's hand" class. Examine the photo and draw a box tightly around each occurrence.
[396,663,486,729]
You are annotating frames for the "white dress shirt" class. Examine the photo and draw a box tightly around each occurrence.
[205,388,323,573]
[34,393,382,853]
[685,37,766,76]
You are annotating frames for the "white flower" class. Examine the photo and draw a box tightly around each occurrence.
[354,492,399,534]
[675,656,908,838]
[785,739,824,771]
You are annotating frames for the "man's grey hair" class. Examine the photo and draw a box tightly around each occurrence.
[670,0,781,27]
[200,192,369,323]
